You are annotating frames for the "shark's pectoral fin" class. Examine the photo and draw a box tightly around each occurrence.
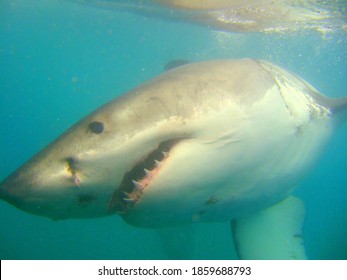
[231,196,306,260]
[156,224,196,259]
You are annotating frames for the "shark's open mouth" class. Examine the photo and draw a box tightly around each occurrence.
[109,138,183,213]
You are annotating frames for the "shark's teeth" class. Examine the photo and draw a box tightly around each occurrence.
[144,168,151,176]
[123,197,135,203]
[132,180,145,191]
[111,139,184,212]
[123,191,132,198]
[162,151,169,157]
[122,190,139,203]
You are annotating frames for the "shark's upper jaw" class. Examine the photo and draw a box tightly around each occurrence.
[109,138,184,214]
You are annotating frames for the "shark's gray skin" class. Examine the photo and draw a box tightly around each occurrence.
[0,59,346,259]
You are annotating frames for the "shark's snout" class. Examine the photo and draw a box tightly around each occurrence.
[0,140,145,220]
[0,155,92,220]
[0,162,108,220]
[0,171,29,205]
[0,169,53,220]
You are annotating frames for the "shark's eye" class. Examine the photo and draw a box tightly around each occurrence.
[88,121,104,134]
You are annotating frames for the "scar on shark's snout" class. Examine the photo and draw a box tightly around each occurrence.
[66,157,81,187]
[109,138,184,213]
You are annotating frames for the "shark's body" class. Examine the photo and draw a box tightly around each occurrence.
[1,59,346,259]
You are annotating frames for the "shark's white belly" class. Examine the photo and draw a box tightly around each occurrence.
[124,66,333,227]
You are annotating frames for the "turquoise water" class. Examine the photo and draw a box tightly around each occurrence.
[0,0,346,259]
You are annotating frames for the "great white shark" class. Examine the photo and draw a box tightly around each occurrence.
[0,59,346,259]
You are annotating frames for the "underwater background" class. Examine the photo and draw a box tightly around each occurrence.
[0,0,346,259]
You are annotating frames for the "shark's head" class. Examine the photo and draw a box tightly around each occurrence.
[0,77,194,221]
[1,59,345,227]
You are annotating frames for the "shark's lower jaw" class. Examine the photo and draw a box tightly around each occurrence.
[109,138,184,213]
